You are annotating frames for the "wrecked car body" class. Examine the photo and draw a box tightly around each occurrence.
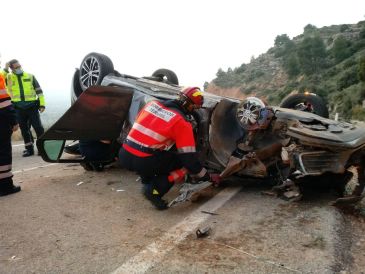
[37,52,365,205]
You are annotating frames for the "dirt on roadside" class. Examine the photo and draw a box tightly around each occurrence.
[343,209,365,273]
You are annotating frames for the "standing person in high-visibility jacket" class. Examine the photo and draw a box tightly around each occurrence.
[119,87,221,210]
[6,59,45,157]
[0,71,21,196]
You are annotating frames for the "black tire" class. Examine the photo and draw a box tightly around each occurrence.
[79,52,114,91]
[71,69,83,104]
[279,93,329,118]
[152,69,179,85]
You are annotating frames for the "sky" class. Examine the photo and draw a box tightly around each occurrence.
[1,0,364,98]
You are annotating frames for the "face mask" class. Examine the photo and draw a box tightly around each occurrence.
[14,68,23,75]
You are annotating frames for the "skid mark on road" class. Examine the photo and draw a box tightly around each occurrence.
[13,163,58,174]
[111,186,241,274]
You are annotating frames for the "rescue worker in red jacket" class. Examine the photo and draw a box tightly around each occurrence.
[119,87,220,210]
[0,72,21,196]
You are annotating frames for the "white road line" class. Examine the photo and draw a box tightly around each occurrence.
[13,163,58,174]
[111,186,241,274]
[12,144,24,147]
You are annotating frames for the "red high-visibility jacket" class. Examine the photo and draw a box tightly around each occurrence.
[124,100,196,157]
[0,74,17,129]
[0,75,12,109]
[123,100,207,177]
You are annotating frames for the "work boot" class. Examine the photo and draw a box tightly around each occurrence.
[0,180,21,197]
[23,147,34,157]
[142,184,168,210]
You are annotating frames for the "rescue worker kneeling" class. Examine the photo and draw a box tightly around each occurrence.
[119,87,220,210]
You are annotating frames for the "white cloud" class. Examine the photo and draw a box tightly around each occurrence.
[1,0,364,95]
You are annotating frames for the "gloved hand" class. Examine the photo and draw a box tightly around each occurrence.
[209,173,221,186]
[39,106,45,113]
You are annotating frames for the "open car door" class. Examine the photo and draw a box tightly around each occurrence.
[37,85,134,163]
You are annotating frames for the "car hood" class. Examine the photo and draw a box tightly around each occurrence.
[274,107,365,149]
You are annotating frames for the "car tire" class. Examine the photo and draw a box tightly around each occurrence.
[279,93,329,118]
[79,52,114,91]
[71,69,83,104]
[152,69,179,85]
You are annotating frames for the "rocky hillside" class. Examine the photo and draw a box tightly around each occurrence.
[206,20,365,120]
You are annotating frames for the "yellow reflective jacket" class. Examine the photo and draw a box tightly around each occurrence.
[7,72,45,106]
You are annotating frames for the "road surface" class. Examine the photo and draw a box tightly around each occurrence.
[0,142,364,273]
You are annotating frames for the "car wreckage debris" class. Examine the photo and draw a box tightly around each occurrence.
[168,181,213,208]
[196,226,211,238]
[201,210,219,215]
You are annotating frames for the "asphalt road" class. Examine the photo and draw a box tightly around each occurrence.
[0,142,364,274]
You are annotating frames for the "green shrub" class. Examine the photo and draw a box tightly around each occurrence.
[352,105,365,121]
[331,36,352,63]
[358,56,365,82]
[337,67,359,90]
[351,39,365,52]
[360,27,365,39]
[343,57,356,69]
[340,24,350,32]
[283,54,300,77]
[297,35,327,75]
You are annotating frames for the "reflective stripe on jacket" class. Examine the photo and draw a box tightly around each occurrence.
[0,74,17,127]
[7,72,45,106]
[124,101,196,157]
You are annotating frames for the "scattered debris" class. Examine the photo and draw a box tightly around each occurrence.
[196,226,211,238]
[201,210,219,216]
[261,190,277,196]
[9,255,20,261]
[283,190,301,199]
[66,164,80,167]
[107,181,118,185]
[116,189,125,192]
[168,181,212,208]
[271,179,303,202]
[76,181,84,186]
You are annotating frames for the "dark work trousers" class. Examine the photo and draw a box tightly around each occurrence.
[119,147,182,197]
[0,128,13,187]
[15,106,44,150]
[79,140,112,163]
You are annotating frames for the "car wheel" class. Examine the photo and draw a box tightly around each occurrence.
[79,52,114,91]
[279,93,329,118]
[71,69,83,104]
[152,69,179,85]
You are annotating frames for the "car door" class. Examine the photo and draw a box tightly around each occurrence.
[37,85,134,163]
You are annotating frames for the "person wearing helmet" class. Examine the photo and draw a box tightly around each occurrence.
[233,97,274,158]
[220,96,275,179]
[119,86,221,210]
